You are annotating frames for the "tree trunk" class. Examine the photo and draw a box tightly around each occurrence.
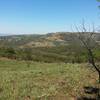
[98,71,100,84]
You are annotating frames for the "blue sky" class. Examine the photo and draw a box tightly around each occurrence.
[0,0,99,34]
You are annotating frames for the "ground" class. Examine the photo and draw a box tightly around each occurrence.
[0,58,98,100]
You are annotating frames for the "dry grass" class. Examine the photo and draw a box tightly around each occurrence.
[0,59,98,100]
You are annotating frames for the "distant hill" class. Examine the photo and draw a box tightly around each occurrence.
[0,32,100,63]
[0,32,100,48]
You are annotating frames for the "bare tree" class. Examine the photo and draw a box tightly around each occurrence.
[74,21,100,83]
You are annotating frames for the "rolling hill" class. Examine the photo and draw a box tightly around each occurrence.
[0,32,100,48]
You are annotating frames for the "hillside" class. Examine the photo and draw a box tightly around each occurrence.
[0,32,100,48]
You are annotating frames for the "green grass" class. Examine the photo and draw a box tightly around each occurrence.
[0,58,97,100]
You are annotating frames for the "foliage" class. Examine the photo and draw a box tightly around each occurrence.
[97,0,100,8]
[0,45,99,63]
[97,0,100,2]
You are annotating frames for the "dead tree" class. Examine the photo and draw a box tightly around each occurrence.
[75,21,100,83]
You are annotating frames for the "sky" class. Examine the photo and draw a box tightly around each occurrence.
[0,0,99,34]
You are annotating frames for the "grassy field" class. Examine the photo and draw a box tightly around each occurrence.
[0,58,98,100]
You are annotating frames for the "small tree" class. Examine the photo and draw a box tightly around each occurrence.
[74,21,100,83]
[23,48,33,67]
[5,47,16,59]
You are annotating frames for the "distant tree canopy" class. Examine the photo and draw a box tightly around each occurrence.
[5,48,16,59]
[97,0,100,8]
